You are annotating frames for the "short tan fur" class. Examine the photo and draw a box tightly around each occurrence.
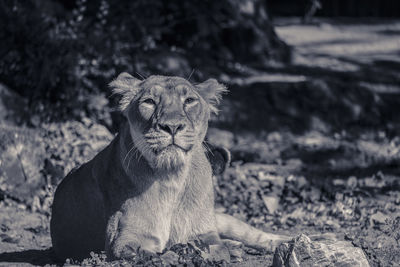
[50,73,289,261]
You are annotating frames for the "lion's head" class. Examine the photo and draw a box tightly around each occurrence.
[110,73,227,171]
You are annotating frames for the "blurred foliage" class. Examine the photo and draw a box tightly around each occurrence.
[0,0,290,118]
[0,0,78,102]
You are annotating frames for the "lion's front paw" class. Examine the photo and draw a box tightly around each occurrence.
[118,243,137,259]
[108,237,164,260]
[108,243,152,260]
[117,243,158,260]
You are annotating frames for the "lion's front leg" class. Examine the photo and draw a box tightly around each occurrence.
[216,213,291,251]
[105,208,171,260]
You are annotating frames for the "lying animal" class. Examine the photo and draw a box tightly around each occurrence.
[50,73,289,261]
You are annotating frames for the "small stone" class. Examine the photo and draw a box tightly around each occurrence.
[263,195,281,214]
[370,211,389,225]
[347,176,358,189]
[30,115,41,127]
[272,234,370,267]
[202,244,230,263]
[0,233,21,244]
[222,239,244,262]
[160,250,179,265]
[296,176,308,189]
[31,195,41,212]
[333,179,345,186]
[0,126,46,202]
[267,132,282,142]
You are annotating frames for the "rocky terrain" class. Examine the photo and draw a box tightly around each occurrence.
[0,18,399,266]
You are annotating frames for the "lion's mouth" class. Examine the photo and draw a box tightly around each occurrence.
[156,143,192,154]
[164,143,192,153]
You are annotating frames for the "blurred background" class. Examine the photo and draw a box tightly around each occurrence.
[0,0,399,266]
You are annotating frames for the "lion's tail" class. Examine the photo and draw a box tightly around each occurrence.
[215,213,290,251]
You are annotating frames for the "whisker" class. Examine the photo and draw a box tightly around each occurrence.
[126,139,144,170]
[187,69,195,81]
[137,146,146,162]
[203,141,213,156]
[123,143,137,166]
[126,148,140,170]
[127,153,133,170]
[134,139,147,162]
[136,71,147,80]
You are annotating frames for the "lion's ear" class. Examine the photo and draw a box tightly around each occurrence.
[205,144,231,175]
[109,72,142,112]
[196,79,228,115]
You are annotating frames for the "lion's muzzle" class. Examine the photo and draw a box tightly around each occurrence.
[157,123,185,136]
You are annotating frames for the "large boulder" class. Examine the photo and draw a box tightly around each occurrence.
[0,120,113,208]
[0,125,46,202]
[0,83,27,125]
[273,234,370,267]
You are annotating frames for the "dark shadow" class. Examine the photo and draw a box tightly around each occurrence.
[0,248,59,266]
[373,59,400,71]
[213,76,400,135]
[376,29,400,36]
[319,18,399,26]
[301,162,400,196]
[274,18,399,27]
[298,38,367,48]
[305,162,400,179]
[249,52,400,86]
[281,143,400,190]
[212,46,400,136]
[281,140,400,177]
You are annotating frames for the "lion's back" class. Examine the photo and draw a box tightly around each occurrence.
[50,158,107,260]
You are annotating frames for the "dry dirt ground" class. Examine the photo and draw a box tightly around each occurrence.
[0,18,400,266]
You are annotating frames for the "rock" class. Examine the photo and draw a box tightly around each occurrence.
[370,211,390,226]
[222,239,244,262]
[0,121,114,204]
[346,176,358,189]
[0,83,27,125]
[0,232,21,244]
[273,234,370,267]
[0,125,46,202]
[205,244,231,263]
[263,195,280,214]
[160,251,179,265]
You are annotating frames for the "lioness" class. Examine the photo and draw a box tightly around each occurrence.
[50,73,289,261]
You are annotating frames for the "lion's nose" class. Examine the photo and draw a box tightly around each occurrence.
[158,123,185,135]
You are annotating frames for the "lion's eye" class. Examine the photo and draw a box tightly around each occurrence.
[184,97,196,105]
[143,98,156,105]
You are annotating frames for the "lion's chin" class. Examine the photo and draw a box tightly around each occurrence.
[153,145,187,170]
